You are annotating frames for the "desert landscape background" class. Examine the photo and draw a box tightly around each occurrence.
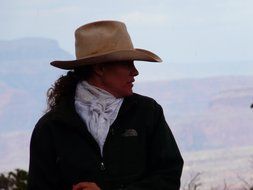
[0,38,252,189]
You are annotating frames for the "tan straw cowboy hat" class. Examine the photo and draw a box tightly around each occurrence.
[50,20,162,70]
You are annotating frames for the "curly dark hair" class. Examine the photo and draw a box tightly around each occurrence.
[46,66,93,112]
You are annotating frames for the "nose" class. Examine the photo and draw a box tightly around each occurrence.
[130,63,139,77]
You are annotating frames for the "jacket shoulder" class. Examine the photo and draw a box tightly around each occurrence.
[36,110,55,126]
[131,93,160,108]
[32,110,57,136]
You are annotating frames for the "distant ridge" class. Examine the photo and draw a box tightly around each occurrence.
[0,37,73,61]
[135,76,253,151]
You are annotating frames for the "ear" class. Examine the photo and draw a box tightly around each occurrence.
[93,64,104,77]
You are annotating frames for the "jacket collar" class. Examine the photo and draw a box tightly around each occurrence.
[53,93,138,125]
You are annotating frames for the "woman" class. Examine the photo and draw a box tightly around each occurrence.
[28,20,183,190]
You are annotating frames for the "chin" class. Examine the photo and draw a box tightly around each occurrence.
[117,90,133,98]
[124,90,133,97]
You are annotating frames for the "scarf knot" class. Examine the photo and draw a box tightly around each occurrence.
[74,81,123,155]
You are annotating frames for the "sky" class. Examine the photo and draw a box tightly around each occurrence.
[1,0,253,80]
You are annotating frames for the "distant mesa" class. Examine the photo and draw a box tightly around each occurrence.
[209,88,253,108]
[0,37,73,61]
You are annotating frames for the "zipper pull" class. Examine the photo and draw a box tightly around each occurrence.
[100,162,106,171]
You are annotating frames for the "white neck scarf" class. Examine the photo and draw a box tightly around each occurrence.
[74,81,123,155]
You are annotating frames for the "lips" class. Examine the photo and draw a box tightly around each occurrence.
[128,79,135,83]
[126,79,134,88]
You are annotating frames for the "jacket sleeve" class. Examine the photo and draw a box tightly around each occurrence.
[125,103,184,190]
[27,116,61,190]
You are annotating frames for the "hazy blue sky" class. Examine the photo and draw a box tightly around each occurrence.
[1,0,253,80]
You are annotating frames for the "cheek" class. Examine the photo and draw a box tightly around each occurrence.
[102,70,133,97]
[113,77,129,88]
[108,75,131,93]
[108,71,129,84]
[103,75,124,89]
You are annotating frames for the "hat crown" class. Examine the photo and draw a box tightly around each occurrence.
[75,21,134,59]
[50,20,162,70]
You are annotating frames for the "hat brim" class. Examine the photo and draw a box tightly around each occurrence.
[50,48,162,70]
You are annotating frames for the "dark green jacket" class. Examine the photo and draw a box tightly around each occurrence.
[28,93,183,190]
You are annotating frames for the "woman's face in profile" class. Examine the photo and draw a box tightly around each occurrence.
[99,61,139,98]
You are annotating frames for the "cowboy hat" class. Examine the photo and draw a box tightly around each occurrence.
[50,20,162,70]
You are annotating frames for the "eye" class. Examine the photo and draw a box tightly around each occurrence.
[108,61,134,69]
[122,61,134,68]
